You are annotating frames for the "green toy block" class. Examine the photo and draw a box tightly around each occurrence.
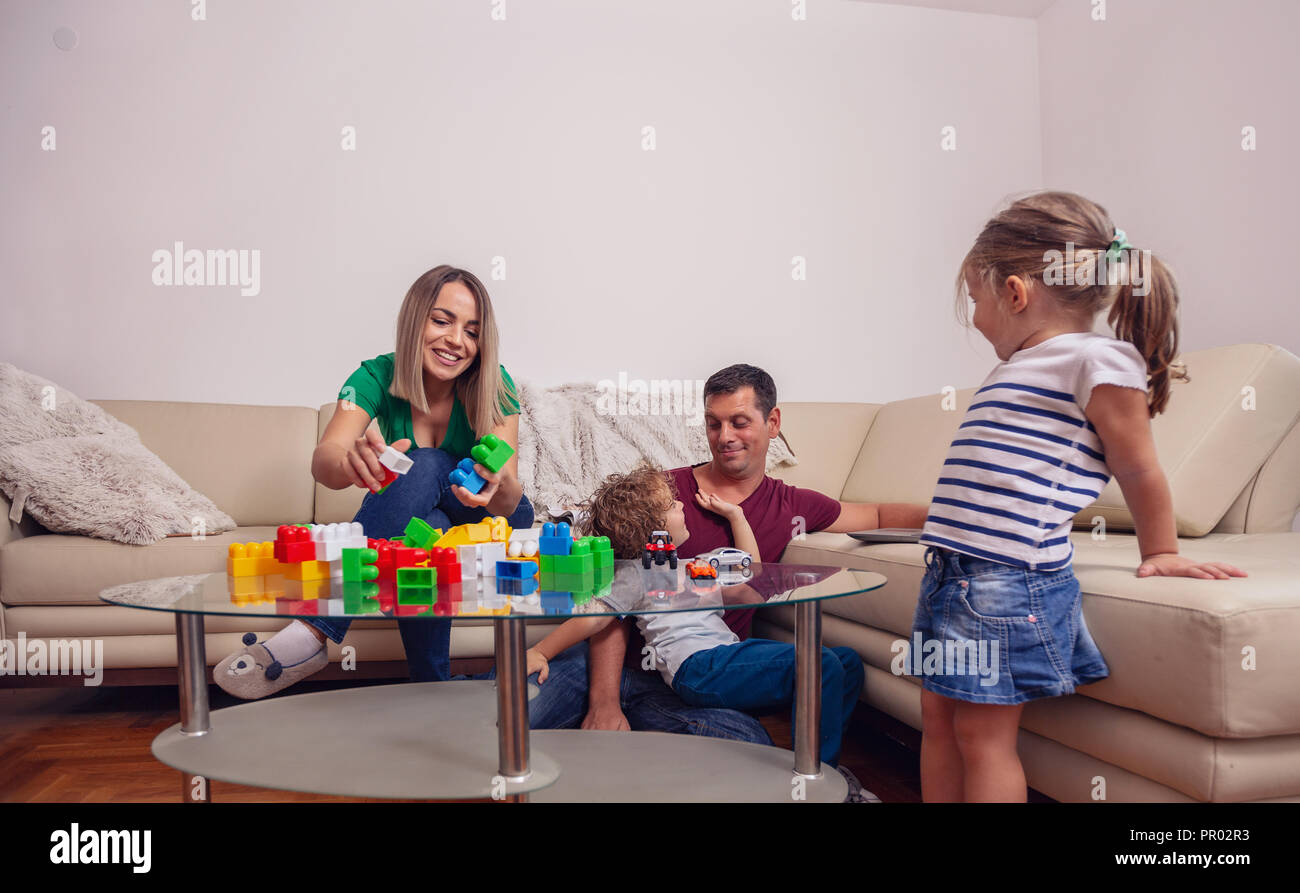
[553,569,594,593]
[403,518,441,550]
[396,566,435,604]
[470,434,515,474]
[397,566,436,588]
[341,548,379,583]
[341,580,380,614]
[398,587,434,606]
[590,536,614,569]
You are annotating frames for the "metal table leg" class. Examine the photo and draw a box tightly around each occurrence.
[175,612,210,802]
[494,617,530,784]
[794,600,823,779]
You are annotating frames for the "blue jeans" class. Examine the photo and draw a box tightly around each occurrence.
[672,639,864,767]
[305,447,535,682]
[482,642,774,745]
[910,546,1109,705]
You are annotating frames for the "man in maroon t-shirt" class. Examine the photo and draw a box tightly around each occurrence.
[575,363,928,733]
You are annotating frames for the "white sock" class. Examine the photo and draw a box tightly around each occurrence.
[263,620,326,664]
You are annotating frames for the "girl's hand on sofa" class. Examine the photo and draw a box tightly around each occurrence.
[1136,553,1247,580]
[344,429,412,493]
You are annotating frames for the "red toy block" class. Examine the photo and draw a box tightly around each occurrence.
[275,525,316,563]
[391,544,429,570]
[428,546,462,585]
[368,538,397,579]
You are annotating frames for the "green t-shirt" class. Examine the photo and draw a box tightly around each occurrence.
[339,354,520,459]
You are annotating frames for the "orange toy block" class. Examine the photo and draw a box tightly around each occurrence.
[227,542,282,576]
[284,560,330,581]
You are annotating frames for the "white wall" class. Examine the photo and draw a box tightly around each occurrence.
[1038,0,1300,359]
[1,0,1039,408]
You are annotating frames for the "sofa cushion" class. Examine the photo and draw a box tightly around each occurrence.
[839,343,1300,537]
[91,401,318,527]
[0,525,282,606]
[781,530,1300,738]
[767,402,881,498]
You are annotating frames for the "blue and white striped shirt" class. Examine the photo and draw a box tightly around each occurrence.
[920,333,1149,570]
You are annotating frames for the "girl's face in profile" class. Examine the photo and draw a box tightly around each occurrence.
[423,280,481,383]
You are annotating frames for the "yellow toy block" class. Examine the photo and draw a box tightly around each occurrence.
[227,574,281,605]
[227,542,282,576]
[284,560,330,581]
[488,516,512,542]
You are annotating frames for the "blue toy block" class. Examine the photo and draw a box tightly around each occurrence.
[496,560,533,579]
[538,521,573,557]
[497,576,539,597]
[449,458,488,495]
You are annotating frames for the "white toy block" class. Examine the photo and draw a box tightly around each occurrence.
[379,446,413,475]
[457,542,508,577]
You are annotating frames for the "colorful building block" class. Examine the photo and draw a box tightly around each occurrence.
[375,445,414,494]
[589,536,614,569]
[284,560,330,581]
[458,541,508,578]
[403,518,442,551]
[497,575,539,597]
[495,560,535,579]
[275,525,316,563]
[396,566,436,604]
[313,522,367,562]
[469,434,515,474]
[435,521,493,549]
[227,541,281,576]
[449,457,488,495]
[341,547,379,583]
[538,522,573,557]
[427,546,462,585]
[507,538,539,559]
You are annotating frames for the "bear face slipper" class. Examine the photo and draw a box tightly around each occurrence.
[214,632,328,700]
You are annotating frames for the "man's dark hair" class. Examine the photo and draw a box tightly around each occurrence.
[703,364,778,418]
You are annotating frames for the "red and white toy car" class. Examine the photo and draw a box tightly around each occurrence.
[642,530,678,569]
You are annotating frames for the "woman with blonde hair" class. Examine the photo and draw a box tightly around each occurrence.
[216,265,534,698]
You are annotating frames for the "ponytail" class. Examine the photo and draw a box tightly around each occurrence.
[1107,252,1186,416]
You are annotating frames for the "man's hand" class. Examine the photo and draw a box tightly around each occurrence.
[581,700,631,731]
[526,647,550,683]
[1137,553,1246,580]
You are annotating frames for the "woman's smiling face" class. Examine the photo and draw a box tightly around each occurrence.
[422,280,480,382]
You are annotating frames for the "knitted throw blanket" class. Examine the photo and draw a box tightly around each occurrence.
[513,380,797,513]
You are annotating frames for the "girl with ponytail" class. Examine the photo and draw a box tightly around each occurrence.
[911,191,1246,802]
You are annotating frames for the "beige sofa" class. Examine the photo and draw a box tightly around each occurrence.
[3,343,1298,802]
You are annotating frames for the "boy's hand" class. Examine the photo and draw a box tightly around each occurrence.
[1137,553,1247,580]
[526,647,549,683]
[695,490,741,521]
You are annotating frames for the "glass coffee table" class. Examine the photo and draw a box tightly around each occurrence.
[100,561,885,802]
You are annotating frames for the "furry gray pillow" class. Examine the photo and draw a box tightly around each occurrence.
[0,363,236,545]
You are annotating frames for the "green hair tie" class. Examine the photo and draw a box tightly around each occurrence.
[1106,228,1132,263]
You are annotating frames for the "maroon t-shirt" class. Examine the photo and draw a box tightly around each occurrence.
[667,464,843,639]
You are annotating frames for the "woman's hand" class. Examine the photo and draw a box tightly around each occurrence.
[695,490,742,522]
[526,647,549,683]
[1137,553,1247,580]
[340,428,412,494]
[450,461,501,508]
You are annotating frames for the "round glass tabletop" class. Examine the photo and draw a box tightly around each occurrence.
[99,561,886,621]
